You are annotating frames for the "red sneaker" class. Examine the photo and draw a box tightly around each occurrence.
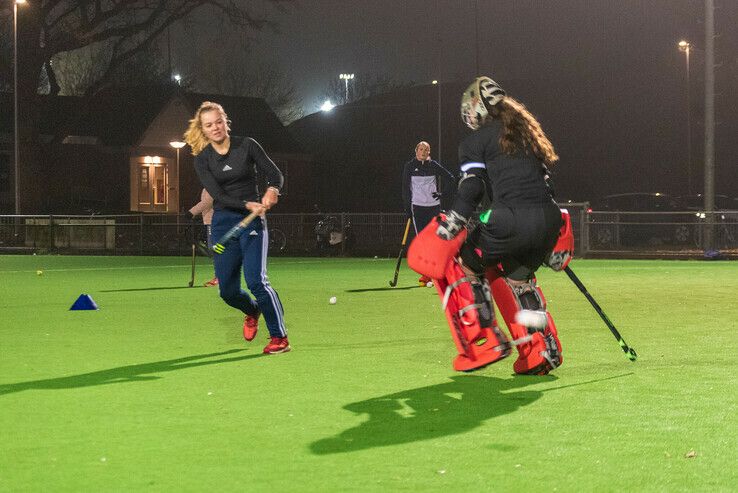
[204,277,219,287]
[263,337,291,354]
[243,312,260,341]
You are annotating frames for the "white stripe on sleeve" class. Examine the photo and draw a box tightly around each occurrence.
[460,162,486,172]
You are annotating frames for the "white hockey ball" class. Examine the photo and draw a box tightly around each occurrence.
[426,281,434,288]
[515,310,548,329]
[329,296,337,305]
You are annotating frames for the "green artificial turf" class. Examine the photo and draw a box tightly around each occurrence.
[1,255,737,491]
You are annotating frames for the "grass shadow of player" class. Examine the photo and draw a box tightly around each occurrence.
[310,374,547,455]
[345,286,423,293]
[310,372,633,455]
[0,349,260,396]
[99,286,206,292]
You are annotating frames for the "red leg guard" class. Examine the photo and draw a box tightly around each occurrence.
[487,270,563,375]
[434,260,511,372]
[408,215,467,280]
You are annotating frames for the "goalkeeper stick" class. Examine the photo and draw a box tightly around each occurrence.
[564,266,637,361]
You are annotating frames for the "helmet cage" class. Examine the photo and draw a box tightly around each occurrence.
[461,77,506,130]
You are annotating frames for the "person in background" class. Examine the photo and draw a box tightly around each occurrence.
[183,101,289,354]
[188,188,218,287]
[402,140,456,286]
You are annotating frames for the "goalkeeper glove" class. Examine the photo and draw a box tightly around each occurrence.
[436,210,468,240]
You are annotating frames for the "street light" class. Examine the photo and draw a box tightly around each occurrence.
[320,100,335,112]
[169,141,185,212]
[339,73,354,103]
[13,0,27,214]
[678,40,692,195]
[432,80,442,163]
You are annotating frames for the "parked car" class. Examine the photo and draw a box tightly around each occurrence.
[587,192,692,247]
[675,194,735,212]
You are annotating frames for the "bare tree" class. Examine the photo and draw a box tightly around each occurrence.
[186,20,303,125]
[5,0,294,212]
[46,42,170,95]
[11,1,293,96]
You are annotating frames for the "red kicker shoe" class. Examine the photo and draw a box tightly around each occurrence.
[263,337,291,354]
[243,312,260,341]
[204,277,219,287]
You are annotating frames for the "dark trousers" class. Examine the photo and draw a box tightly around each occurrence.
[474,202,562,281]
[410,204,441,238]
[211,209,286,338]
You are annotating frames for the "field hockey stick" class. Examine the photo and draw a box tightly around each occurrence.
[188,243,196,287]
[564,266,637,361]
[212,211,260,254]
[389,218,412,287]
[186,219,196,287]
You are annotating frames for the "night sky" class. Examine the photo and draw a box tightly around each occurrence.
[170,0,737,199]
[239,0,736,113]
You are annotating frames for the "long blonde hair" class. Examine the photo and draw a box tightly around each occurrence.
[183,101,231,156]
[489,97,559,167]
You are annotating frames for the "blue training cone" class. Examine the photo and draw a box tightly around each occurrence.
[70,294,98,311]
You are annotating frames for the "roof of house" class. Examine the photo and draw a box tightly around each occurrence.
[0,87,304,154]
[182,93,303,154]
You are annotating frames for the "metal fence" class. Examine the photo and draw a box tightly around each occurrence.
[1,203,735,258]
[586,210,738,256]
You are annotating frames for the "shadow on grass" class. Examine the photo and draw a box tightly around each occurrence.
[344,285,422,293]
[99,286,205,292]
[310,372,634,454]
[310,374,547,454]
[0,349,261,396]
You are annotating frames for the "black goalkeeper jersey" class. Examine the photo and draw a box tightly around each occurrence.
[457,120,553,209]
[194,136,284,212]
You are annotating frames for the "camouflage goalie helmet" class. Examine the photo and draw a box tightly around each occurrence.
[460,76,506,130]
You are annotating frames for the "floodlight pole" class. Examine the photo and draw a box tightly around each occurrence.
[678,40,692,196]
[433,80,442,163]
[169,141,186,212]
[703,0,715,250]
[339,73,354,103]
[13,0,23,214]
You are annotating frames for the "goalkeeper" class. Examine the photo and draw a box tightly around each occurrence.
[412,76,566,374]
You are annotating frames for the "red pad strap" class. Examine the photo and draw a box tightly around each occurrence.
[547,209,575,271]
[407,215,467,279]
